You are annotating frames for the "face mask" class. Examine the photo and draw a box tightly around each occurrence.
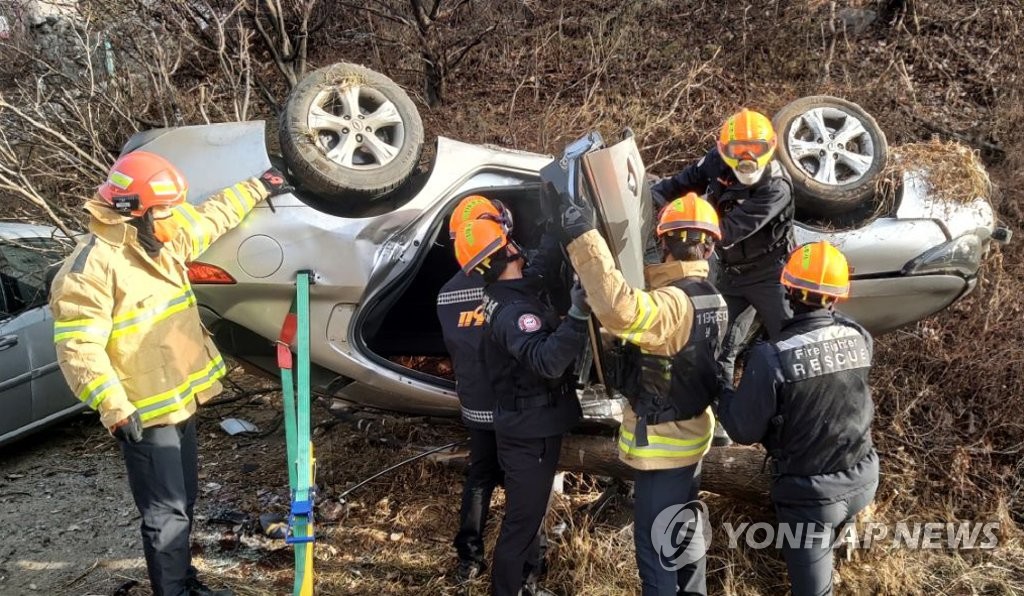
[733,164,766,186]
[152,214,181,243]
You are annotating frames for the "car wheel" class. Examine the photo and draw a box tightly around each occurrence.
[280,62,424,203]
[772,96,887,217]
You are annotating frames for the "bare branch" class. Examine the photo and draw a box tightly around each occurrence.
[448,23,497,70]
[339,1,412,27]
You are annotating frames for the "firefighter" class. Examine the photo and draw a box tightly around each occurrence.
[49,151,291,596]
[558,190,726,595]
[651,109,795,400]
[718,241,879,596]
[437,195,513,581]
[453,217,589,596]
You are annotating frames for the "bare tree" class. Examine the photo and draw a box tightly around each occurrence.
[340,0,496,106]
[247,0,319,89]
[0,0,276,230]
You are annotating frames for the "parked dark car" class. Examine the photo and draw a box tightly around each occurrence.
[0,223,81,447]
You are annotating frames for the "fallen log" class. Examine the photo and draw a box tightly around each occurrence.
[558,433,771,502]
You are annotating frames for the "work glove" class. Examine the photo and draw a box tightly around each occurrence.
[111,410,143,443]
[568,278,591,320]
[544,181,595,242]
[258,167,295,197]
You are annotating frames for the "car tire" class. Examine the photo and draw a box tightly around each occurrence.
[772,96,887,216]
[280,62,424,203]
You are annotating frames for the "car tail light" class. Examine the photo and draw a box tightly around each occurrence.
[187,262,236,284]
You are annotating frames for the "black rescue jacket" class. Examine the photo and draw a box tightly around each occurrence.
[482,276,587,439]
[437,270,494,429]
[617,277,728,445]
[719,310,879,503]
[651,148,795,266]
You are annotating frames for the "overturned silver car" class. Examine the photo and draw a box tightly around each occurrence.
[124,64,1006,420]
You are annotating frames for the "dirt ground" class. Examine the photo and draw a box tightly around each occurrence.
[3,364,1022,596]
[0,414,142,595]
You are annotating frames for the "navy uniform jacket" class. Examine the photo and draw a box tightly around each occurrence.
[651,148,794,266]
[437,270,494,429]
[482,277,587,439]
[719,310,879,504]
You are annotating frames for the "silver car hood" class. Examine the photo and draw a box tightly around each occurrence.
[794,169,995,276]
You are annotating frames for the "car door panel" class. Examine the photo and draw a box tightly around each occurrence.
[580,134,653,291]
[0,237,79,438]
[25,305,76,420]
[0,315,35,438]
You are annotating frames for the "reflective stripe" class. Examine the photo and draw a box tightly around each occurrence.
[461,406,494,424]
[438,287,485,306]
[110,289,196,338]
[223,187,247,220]
[54,318,111,343]
[79,373,121,409]
[135,356,227,421]
[232,183,259,210]
[149,180,180,196]
[622,292,659,342]
[689,294,727,310]
[171,203,211,255]
[617,425,713,459]
[108,170,133,190]
[776,325,862,350]
[781,271,848,297]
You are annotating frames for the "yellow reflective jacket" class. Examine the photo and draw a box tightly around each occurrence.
[566,229,715,471]
[50,179,268,431]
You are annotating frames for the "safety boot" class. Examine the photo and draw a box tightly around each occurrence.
[187,577,234,596]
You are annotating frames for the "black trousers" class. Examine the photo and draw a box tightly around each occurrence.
[453,428,505,564]
[715,254,793,383]
[773,485,876,596]
[633,464,707,596]
[120,417,199,596]
[492,433,561,596]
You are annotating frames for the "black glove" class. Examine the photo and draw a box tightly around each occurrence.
[258,167,294,197]
[562,202,596,242]
[568,278,591,320]
[544,181,595,242]
[111,411,143,443]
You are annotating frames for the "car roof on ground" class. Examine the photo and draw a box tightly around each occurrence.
[0,221,66,241]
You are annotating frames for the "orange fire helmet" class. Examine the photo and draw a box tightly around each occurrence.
[448,195,514,239]
[656,192,722,242]
[717,108,777,173]
[781,241,850,304]
[449,195,499,238]
[454,218,509,275]
[97,151,188,217]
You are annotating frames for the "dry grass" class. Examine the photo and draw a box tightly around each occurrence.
[878,140,993,207]
[189,378,1024,595]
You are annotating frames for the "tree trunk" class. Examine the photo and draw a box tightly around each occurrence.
[558,434,770,502]
[422,49,445,107]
